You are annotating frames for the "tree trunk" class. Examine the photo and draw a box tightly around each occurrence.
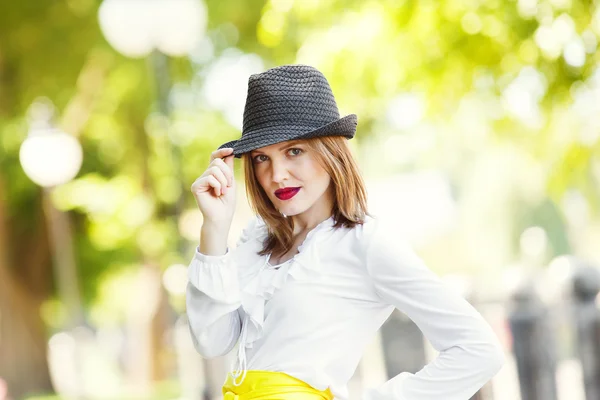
[0,173,54,399]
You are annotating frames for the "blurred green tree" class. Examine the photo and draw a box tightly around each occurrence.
[1,0,599,398]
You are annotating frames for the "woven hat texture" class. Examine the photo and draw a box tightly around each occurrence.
[217,64,357,158]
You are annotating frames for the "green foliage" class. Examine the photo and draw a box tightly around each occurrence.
[1,0,599,322]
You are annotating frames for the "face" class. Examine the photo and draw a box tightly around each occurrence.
[250,140,333,219]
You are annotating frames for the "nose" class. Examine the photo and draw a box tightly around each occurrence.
[270,159,290,185]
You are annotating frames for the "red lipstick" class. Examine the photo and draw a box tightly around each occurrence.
[275,187,300,200]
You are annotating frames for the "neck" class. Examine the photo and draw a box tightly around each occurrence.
[291,214,332,235]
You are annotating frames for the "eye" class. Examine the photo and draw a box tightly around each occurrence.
[252,148,303,164]
[253,154,268,164]
[288,148,303,156]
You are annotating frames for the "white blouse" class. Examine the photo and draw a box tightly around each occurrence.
[186,214,505,400]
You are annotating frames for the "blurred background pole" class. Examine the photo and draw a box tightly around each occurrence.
[150,49,221,400]
[149,49,187,218]
[379,310,426,379]
[19,97,85,398]
[508,282,558,400]
[98,1,212,398]
[572,261,600,400]
[41,188,85,327]
[148,26,221,400]
[20,99,85,328]
[380,304,494,400]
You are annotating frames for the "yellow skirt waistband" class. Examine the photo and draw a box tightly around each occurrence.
[222,370,334,400]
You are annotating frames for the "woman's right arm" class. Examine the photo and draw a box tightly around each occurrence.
[186,216,259,358]
[186,147,243,358]
[186,277,241,358]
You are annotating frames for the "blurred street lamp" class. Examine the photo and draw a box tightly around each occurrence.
[19,100,83,188]
[19,129,83,187]
[19,98,86,398]
[19,98,84,326]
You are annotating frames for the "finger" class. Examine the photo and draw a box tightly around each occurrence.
[210,147,234,163]
[209,166,229,194]
[190,177,200,192]
[206,175,222,197]
[190,175,213,194]
[190,174,209,193]
[223,150,235,173]
[211,158,234,187]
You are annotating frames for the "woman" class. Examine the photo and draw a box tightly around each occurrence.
[186,65,505,399]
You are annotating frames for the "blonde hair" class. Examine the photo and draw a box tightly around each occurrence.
[242,135,373,259]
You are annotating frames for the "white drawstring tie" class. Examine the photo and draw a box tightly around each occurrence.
[229,254,291,386]
[231,313,249,386]
[231,259,269,386]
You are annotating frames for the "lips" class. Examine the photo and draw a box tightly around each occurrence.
[275,187,300,200]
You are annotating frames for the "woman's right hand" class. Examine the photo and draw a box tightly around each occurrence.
[190,148,237,224]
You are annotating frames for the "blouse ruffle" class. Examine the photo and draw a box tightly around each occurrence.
[188,215,339,385]
[238,216,338,353]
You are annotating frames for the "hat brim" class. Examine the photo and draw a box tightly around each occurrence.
[218,114,357,159]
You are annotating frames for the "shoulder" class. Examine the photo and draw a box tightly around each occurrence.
[355,215,424,274]
[353,214,411,250]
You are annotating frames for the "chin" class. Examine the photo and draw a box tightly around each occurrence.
[279,209,297,216]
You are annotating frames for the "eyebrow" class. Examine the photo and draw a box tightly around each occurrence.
[250,140,303,155]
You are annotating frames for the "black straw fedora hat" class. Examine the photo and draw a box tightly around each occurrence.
[217,64,358,158]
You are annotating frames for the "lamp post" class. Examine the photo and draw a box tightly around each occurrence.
[19,97,85,327]
[97,1,212,398]
[19,97,86,399]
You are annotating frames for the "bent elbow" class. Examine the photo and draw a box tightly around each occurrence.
[193,341,227,359]
[188,319,238,358]
[454,334,506,381]
[488,343,506,375]
[189,326,231,359]
[477,338,506,378]
[468,322,506,378]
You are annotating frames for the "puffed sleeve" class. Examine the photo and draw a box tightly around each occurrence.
[186,216,261,358]
[362,219,505,400]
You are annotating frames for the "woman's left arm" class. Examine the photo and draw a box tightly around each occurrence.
[362,221,505,400]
